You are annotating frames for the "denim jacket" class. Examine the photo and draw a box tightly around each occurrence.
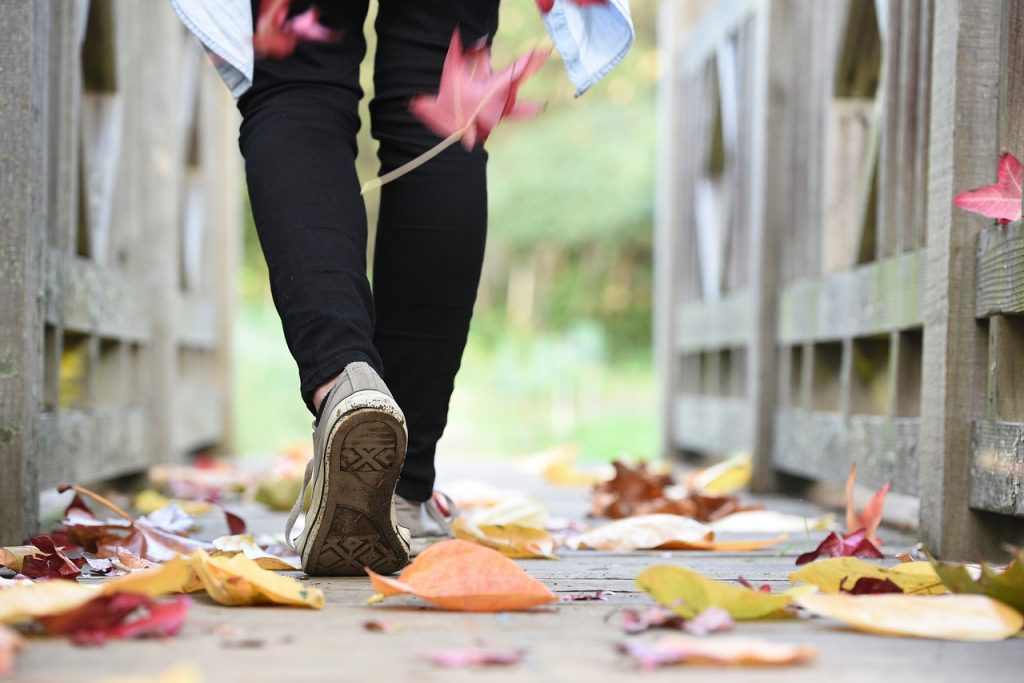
[170,0,634,98]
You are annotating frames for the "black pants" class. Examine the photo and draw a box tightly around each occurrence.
[238,0,499,501]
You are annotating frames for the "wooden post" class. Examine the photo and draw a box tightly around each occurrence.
[0,1,50,544]
[919,0,1015,559]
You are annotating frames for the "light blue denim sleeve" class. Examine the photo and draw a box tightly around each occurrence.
[169,0,254,98]
[542,0,635,96]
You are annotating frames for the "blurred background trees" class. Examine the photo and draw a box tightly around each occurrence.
[235,0,660,461]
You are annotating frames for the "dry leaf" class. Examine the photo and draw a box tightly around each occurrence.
[789,558,946,596]
[618,635,815,669]
[366,539,557,612]
[688,453,752,495]
[452,517,557,559]
[425,646,524,668]
[0,546,42,573]
[844,465,889,542]
[710,511,835,534]
[37,594,189,646]
[933,549,1024,615]
[795,529,883,565]
[796,593,1023,641]
[637,565,815,620]
[210,535,300,570]
[0,624,23,677]
[189,550,323,608]
[465,497,548,529]
[570,514,712,551]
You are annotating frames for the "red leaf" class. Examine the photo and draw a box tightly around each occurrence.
[795,529,883,565]
[736,576,773,593]
[253,0,343,59]
[221,507,248,535]
[839,577,904,595]
[410,29,549,150]
[844,465,889,543]
[953,152,1024,224]
[535,0,609,15]
[21,536,81,580]
[38,594,189,647]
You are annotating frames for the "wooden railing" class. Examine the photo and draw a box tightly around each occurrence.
[0,0,240,543]
[657,0,1024,559]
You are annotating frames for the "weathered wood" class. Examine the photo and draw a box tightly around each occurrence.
[976,221,1024,317]
[36,408,147,485]
[681,0,762,74]
[773,408,920,496]
[919,0,1006,560]
[675,290,751,353]
[778,249,924,344]
[672,394,750,455]
[987,316,1024,422]
[970,420,1024,518]
[0,1,50,545]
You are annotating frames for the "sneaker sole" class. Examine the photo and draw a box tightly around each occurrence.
[301,407,410,576]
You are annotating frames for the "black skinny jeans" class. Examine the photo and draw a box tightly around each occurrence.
[237,0,499,501]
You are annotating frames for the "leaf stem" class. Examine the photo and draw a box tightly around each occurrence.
[361,129,465,195]
[59,483,135,522]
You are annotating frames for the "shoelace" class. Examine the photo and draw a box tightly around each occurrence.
[282,421,320,549]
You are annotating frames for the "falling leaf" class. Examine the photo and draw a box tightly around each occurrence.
[636,565,815,620]
[362,619,402,634]
[569,514,712,551]
[789,558,946,595]
[953,152,1024,224]
[535,0,609,15]
[795,529,883,565]
[409,28,549,150]
[796,593,1023,641]
[426,646,524,669]
[709,511,835,534]
[618,635,816,669]
[37,594,190,646]
[465,497,548,529]
[0,624,23,677]
[253,0,343,59]
[189,550,323,609]
[933,548,1024,615]
[844,465,889,542]
[366,540,557,612]
[210,535,300,570]
[688,453,753,495]
[452,517,557,559]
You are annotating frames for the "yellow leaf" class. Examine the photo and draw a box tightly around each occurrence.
[100,557,192,597]
[210,534,300,570]
[637,564,815,620]
[664,535,788,552]
[189,549,323,608]
[690,453,752,495]
[366,539,557,612]
[569,514,713,551]
[466,497,548,529]
[134,489,212,516]
[621,635,816,668]
[789,558,947,595]
[452,517,558,559]
[0,580,98,624]
[0,546,42,572]
[796,594,1023,641]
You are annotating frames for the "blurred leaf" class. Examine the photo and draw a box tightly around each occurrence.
[933,549,1024,615]
[452,517,558,559]
[789,558,946,596]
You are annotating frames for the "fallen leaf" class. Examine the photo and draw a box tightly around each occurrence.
[612,606,686,634]
[618,635,816,669]
[796,593,1023,641]
[410,28,549,150]
[452,517,557,559]
[426,646,524,669]
[363,619,402,634]
[795,529,883,565]
[38,594,190,646]
[688,453,752,495]
[839,577,903,594]
[844,465,889,542]
[210,535,300,570]
[366,539,557,612]
[133,489,212,516]
[933,548,1024,615]
[99,557,192,597]
[189,550,323,608]
[0,624,23,676]
[560,590,614,602]
[637,565,814,620]
[20,535,81,580]
[0,546,43,573]
[0,580,99,624]
[569,514,712,551]
[253,0,343,59]
[954,152,1024,223]
[789,558,946,595]
[709,510,835,534]
[465,497,548,529]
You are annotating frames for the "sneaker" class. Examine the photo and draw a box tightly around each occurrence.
[285,362,411,576]
[394,492,457,556]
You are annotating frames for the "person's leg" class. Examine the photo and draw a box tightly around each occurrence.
[238,0,378,416]
[370,0,501,502]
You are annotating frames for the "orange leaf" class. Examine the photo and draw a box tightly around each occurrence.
[365,539,557,612]
[844,466,889,541]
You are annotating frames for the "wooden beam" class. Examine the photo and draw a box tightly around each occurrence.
[672,394,751,455]
[976,221,1024,317]
[0,1,51,544]
[675,290,752,353]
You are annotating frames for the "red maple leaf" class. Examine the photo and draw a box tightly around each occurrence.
[795,528,883,565]
[536,0,610,14]
[20,535,81,580]
[38,594,189,646]
[953,152,1024,224]
[410,29,549,150]
[253,0,343,60]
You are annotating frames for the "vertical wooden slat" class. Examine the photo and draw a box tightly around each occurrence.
[920,0,1015,559]
[875,0,902,259]
[0,1,51,544]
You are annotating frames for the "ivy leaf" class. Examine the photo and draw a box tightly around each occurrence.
[410,29,549,150]
[953,152,1024,224]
